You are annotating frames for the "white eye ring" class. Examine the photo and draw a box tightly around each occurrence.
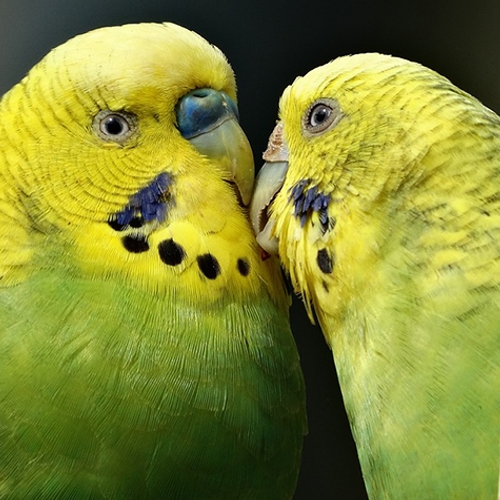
[303,98,343,136]
[93,110,137,143]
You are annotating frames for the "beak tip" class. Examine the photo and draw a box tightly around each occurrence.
[233,135,255,206]
[256,226,280,256]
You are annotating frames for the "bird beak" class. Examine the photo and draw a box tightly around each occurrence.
[177,89,254,206]
[249,122,289,255]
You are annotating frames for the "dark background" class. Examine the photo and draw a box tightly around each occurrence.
[1,1,500,498]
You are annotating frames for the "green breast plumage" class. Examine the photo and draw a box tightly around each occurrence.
[0,172,306,499]
[0,242,305,499]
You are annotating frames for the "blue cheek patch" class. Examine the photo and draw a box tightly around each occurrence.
[108,172,173,231]
[289,179,331,228]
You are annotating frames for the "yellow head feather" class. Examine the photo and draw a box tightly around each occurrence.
[255,53,500,325]
[0,22,285,309]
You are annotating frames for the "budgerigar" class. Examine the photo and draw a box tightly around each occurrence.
[251,53,500,498]
[0,23,306,499]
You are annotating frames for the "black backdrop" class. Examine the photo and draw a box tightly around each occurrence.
[1,1,499,498]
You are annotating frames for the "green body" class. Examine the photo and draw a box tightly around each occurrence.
[333,197,500,499]
[0,251,304,499]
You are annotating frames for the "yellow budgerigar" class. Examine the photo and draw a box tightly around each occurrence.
[0,23,307,499]
[251,53,500,498]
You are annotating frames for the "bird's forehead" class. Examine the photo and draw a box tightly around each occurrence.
[44,23,236,104]
[289,54,418,100]
[282,53,432,125]
[281,64,351,120]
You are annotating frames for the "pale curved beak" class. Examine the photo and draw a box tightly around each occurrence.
[177,89,254,206]
[249,122,289,255]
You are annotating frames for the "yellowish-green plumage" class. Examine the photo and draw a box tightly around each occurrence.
[0,23,306,499]
[251,53,500,498]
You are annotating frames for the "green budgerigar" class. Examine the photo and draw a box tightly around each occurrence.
[251,53,500,498]
[0,23,306,499]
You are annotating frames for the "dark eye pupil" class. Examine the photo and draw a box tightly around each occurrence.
[312,106,330,125]
[104,116,125,135]
[303,99,339,135]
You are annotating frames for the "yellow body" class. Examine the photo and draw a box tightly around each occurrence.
[252,53,500,498]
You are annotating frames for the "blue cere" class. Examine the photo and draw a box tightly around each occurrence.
[289,179,331,228]
[176,88,239,140]
[109,172,172,231]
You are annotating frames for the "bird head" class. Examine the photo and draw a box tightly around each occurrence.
[250,53,493,316]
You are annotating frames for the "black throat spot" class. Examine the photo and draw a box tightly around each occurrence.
[317,248,334,274]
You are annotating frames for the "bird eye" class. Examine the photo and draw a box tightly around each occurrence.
[93,110,137,143]
[310,105,331,127]
[303,98,342,135]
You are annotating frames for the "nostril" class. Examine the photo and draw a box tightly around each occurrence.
[191,88,210,98]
